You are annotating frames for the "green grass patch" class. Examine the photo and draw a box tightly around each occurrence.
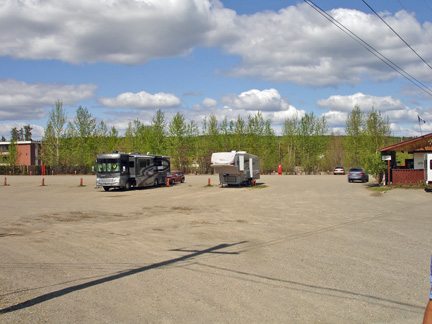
[367,186,392,192]
[250,184,268,189]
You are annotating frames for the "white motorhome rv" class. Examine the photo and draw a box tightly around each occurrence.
[96,151,170,191]
[425,153,432,185]
[211,151,260,186]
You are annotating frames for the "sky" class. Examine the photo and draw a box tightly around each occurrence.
[1,0,432,140]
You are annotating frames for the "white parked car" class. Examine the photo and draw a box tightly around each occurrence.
[333,166,345,175]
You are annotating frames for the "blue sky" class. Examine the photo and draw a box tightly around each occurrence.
[1,0,432,140]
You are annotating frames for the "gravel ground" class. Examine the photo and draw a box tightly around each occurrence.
[1,174,431,323]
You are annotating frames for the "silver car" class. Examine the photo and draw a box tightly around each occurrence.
[348,167,369,183]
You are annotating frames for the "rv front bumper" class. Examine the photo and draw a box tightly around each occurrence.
[96,178,121,187]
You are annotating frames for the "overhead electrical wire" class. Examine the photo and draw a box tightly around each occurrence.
[303,0,432,98]
[396,0,432,42]
[361,0,432,71]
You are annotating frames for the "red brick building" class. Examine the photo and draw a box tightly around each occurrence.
[0,141,42,172]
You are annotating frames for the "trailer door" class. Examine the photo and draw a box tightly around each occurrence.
[239,155,244,171]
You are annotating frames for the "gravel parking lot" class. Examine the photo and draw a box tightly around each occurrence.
[1,174,432,323]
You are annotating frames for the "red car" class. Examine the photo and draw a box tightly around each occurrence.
[167,170,185,184]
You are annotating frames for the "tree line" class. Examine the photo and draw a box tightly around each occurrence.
[3,100,394,178]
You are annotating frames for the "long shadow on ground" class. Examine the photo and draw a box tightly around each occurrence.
[0,241,246,314]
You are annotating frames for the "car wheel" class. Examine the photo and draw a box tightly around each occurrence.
[103,186,110,191]
[181,178,184,183]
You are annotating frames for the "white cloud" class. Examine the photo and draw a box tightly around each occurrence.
[0,122,45,140]
[317,93,432,136]
[323,111,349,128]
[202,98,218,108]
[221,88,291,111]
[0,0,216,64]
[99,91,181,109]
[210,4,432,86]
[317,92,407,112]
[0,79,97,121]
[1,2,430,86]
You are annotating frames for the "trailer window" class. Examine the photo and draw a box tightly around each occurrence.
[97,159,121,173]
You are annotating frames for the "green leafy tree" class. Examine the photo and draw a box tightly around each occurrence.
[42,100,67,171]
[167,112,188,170]
[24,125,32,141]
[361,108,391,177]
[261,119,278,173]
[149,109,167,155]
[219,116,232,151]
[200,114,220,173]
[67,106,97,172]
[5,139,20,174]
[186,119,200,172]
[10,127,21,141]
[281,114,299,174]
[95,121,119,155]
[297,112,328,173]
[322,132,345,172]
[344,106,365,167]
[232,115,246,150]
[344,106,391,179]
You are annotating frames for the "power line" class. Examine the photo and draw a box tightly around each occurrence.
[396,0,432,42]
[362,0,432,71]
[303,0,432,98]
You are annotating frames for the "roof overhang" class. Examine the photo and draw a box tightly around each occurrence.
[381,133,432,153]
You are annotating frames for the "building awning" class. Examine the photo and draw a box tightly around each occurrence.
[381,133,432,153]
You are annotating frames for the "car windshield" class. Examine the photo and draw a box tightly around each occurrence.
[167,172,173,176]
[350,168,363,172]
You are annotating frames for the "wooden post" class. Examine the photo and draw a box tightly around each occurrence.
[387,159,391,187]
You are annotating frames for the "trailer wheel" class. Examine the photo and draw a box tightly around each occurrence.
[103,186,110,191]
[154,178,159,187]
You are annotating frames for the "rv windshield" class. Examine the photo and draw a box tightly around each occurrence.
[97,159,121,173]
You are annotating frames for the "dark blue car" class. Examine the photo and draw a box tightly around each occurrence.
[348,167,369,183]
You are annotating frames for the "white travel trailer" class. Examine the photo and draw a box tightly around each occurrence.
[211,151,260,186]
[425,153,432,185]
[96,151,170,191]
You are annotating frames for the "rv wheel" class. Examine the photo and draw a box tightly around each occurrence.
[154,178,159,187]
[124,182,131,190]
[247,179,252,186]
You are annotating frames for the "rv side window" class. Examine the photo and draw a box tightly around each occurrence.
[138,159,151,169]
